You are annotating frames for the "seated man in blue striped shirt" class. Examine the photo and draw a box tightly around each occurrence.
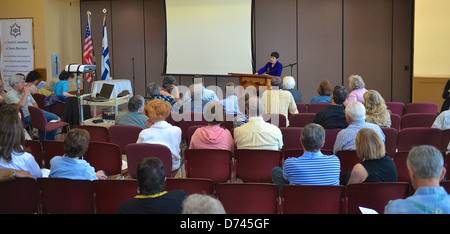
[272,123,341,190]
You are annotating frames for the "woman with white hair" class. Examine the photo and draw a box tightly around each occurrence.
[343,74,368,106]
[282,76,302,103]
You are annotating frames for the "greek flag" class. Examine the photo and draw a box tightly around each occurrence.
[101,16,111,80]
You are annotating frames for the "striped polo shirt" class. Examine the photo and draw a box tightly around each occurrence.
[283,151,341,185]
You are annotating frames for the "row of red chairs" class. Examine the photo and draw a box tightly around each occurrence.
[5,176,442,214]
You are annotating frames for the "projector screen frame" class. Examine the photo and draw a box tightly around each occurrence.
[162,0,256,77]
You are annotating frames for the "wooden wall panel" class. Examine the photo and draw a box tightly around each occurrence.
[343,0,393,101]
[297,0,343,103]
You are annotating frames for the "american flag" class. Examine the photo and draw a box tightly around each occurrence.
[83,18,94,83]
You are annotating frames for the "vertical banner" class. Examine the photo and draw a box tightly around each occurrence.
[0,19,34,91]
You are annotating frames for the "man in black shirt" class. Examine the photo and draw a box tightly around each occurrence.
[313,86,349,129]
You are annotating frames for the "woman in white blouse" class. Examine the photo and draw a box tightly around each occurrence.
[137,99,182,171]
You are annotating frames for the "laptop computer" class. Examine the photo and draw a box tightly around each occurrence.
[84,83,115,102]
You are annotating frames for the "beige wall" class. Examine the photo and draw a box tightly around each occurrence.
[413,0,450,107]
[0,0,81,91]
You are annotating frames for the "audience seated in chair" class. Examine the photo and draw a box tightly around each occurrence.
[5,74,58,140]
[333,101,385,154]
[384,145,450,214]
[115,95,149,129]
[313,85,349,129]
[234,96,283,151]
[272,123,340,191]
[343,74,368,107]
[344,128,397,185]
[282,76,302,103]
[189,102,234,152]
[117,157,187,214]
[137,99,182,172]
[49,128,107,181]
[0,116,42,178]
[363,90,391,128]
[0,103,32,140]
[310,80,332,104]
[262,76,298,126]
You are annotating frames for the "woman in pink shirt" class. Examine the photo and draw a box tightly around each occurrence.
[343,74,368,106]
[189,103,234,152]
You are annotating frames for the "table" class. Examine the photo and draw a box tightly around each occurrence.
[80,94,130,123]
[90,79,133,99]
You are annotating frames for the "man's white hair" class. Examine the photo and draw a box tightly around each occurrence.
[345,101,366,121]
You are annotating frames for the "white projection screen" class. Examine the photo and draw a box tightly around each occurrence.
[164,0,254,75]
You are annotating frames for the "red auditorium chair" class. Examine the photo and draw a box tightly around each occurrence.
[234,149,282,182]
[381,127,398,158]
[346,182,410,214]
[28,106,69,140]
[0,178,39,214]
[166,178,215,195]
[280,127,302,152]
[38,178,95,214]
[288,113,316,127]
[262,113,287,127]
[108,125,143,155]
[93,179,138,214]
[323,128,342,151]
[296,103,307,113]
[42,140,65,169]
[400,113,437,129]
[397,127,442,151]
[282,185,345,214]
[404,102,439,114]
[216,183,279,214]
[24,139,44,168]
[386,102,405,116]
[125,143,174,178]
[72,125,110,142]
[390,113,401,131]
[84,142,123,177]
[184,149,233,183]
[335,150,363,177]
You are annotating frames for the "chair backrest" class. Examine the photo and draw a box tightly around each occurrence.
[38,178,95,214]
[282,185,345,214]
[307,103,330,113]
[125,143,173,178]
[296,103,307,113]
[234,149,281,182]
[84,142,122,176]
[323,128,342,151]
[166,178,215,195]
[24,140,44,168]
[393,151,411,184]
[108,125,143,154]
[216,183,279,214]
[28,106,47,131]
[390,113,401,131]
[346,182,410,214]
[335,150,363,177]
[381,127,398,158]
[386,102,405,116]
[441,181,450,194]
[404,102,439,114]
[32,93,47,109]
[400,113,437,129]
[179,112,207,139]
[279,127,302,152]
[42,140,65,169]
[93,179,138,214]
[184,149,232,183]
[397,127,442,151]
[73,125,110,142]
[442,129,450,152]
[0,178,39,214]
[262,113,287,127]
[288,113,316,127]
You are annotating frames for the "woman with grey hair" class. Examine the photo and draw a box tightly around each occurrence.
[343,74,368,106]
[182,194,226,214]
[115,95,148,129]
[384,145,450,214]
[282,76,302,103]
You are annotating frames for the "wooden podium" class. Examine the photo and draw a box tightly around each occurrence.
[229,73,274,91]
